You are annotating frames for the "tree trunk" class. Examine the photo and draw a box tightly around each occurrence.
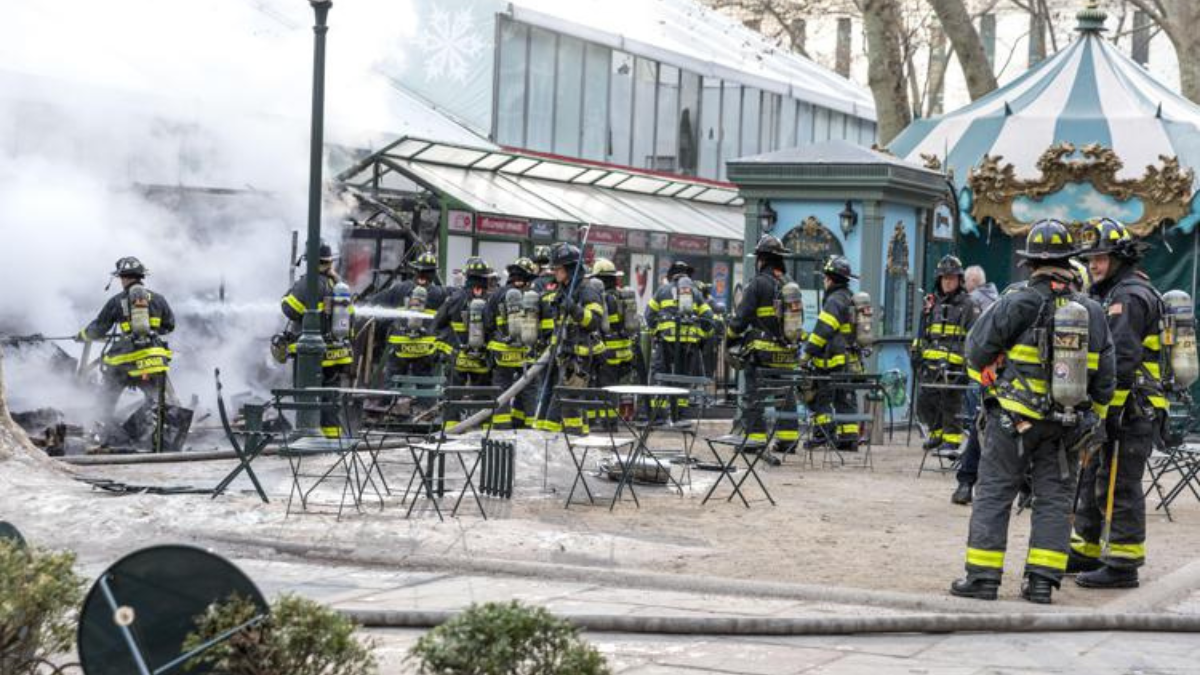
[859,0,911,144]
[1167,1,1200,104]
[926,28,949,117]
[927,0,998,101]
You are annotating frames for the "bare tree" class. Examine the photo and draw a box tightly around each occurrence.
[857,0,913,143]
[1124,0,1200,103]
[927,0,1000,100]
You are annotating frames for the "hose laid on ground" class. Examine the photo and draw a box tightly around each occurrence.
[447,349,551,436]
[343,609,1200,635]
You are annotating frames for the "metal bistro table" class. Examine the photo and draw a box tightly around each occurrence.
[602,385,690,510]
[303,386,406,501]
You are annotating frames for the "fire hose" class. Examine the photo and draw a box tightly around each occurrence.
[447,348,552,436]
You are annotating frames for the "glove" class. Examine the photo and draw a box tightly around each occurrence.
[978,363,999,387]
[73,330,88,343]
[560,296,583,322]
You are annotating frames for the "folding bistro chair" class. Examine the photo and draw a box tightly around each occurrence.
[701,386,790,507]
[211,369,270,503]
[271,388,379,520]
[550,387,636,508]
[356,373,446,498]
[821,373,887,470]
[405,386,500,520]
[640,373,713,483]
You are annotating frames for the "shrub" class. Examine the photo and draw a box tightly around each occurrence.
[407,601,610,675]
[0,540,85,675]
[183,593,377,675]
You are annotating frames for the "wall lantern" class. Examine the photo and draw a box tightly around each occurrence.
[759,200,778,232]
[839,200,859,238]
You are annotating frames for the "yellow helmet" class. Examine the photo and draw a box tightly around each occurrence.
[590,257,622,278]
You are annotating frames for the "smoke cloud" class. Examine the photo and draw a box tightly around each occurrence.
[0,0,418,419]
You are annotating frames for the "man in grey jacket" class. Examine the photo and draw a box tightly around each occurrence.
[952,266,999,504]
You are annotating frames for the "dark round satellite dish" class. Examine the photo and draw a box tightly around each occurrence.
[0,521,25,547]
[77,545,268,675]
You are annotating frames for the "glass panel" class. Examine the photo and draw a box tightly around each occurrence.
[608,51,634,166]
[524,162,586,181]
[554,35,584,157]
[498,156,539,174]
[619,175,670,193]
[389,138,432,159]
[471,153,510,170]
[760,92,779,151]
[830,111,846,140]
[719,82,741,180]
[741,88,761,157]
[698,77,721,179]
[678,70,701,176]
[797,101,813,144]
[525,27,556,152]
[780,97,797,149]
[813,106,830,141]
[496,19,528,147]
[446,235,474,286]
[631,57,657,169]
[415,144,487,166]
[581,43,609,162]
[571,167,607,183]
[653,64,680,173]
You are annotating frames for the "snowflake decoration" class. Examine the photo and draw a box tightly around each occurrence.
[414,7,487,84]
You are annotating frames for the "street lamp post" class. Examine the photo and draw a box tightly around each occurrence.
[295,0,332,430]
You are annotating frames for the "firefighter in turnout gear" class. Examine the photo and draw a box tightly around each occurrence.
[726,234,801,452]
[950,219,1115,605]
[645,260,714,418]
[915,255,977,459]
[280,242,356,438]
[1070,218,1164,589]
[533,243,605,434]
[368,252,447,382]
[532,245,558,294]
[485,257,540,429]
[590,258,638,428]
[801,256,862,451]
[79,256,177,421]
[431,256,493,389]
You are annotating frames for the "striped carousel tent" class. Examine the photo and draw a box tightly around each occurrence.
[888,3,1200,296]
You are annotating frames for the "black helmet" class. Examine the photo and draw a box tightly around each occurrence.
[823,255,857,281]
[410,251,438,271]
[1077,217,1147,261]
[549,242,581,268]
[1017,219,1076,263]
[532,245,552,266]
[667,260,695,278]
[935,254,964,278]
[463,256,492,279]
[113,256,147,278]
[319,241,335,262]
[754,234,787,257]
[506,257,538,280]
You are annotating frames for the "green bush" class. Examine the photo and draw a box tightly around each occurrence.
[183,593,377,675]
[0,540,85,675]
[407,601,610,675]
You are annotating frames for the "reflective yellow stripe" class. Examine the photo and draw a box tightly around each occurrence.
[1092,402,1109,419]
[998,397,1044,420]
[941,432,964,444]
[648,299,660,311]
[808,333,827,347]
[818,311,840,329]
[450,321,466,332]
[967,368,983,384]
[658,299,677,308]
[1110,389,1130,407]
[1142,334,1161,350]
[922,349,965,365]
[1006,344,1040,363]
[836,424,859,435]
[321,426,341,439]
[756,306,777,317]
[540,318,555,329]
[1027,548,1068,571]
[284,294,306,314]
[1087,352,1099,370]
[1142,362,1161,380]
[747,432,768,442]
[812,354,847,369]
[966,548,1005,568]
[103,346,173,366]
[929,323,966,336]
[838,324,852,334]
[1071,533,1101,559]
[1010,378,1048,394]
[1108,542,1146,560]
[1147,395,1169,410]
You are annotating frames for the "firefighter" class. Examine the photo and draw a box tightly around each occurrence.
[801,256,861,452]
[1070,218,1164,588]
[533,243,605,434]
[589,258,638,428]
[431,256,493,389]
[727,235,801,452]
[646,260,713,418]
[950,219,1115,604]
[914,255,977,460]
[485,257,540,429]
[369,252,446,382]
[532,245,557,294]
[78,256,177,422]
[280,242,355,438]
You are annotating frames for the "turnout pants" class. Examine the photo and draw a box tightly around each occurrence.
[918,376,966,448]
[1071,415,1155,569]
[490,364,534,430]
[965,410,1077,585]
[812,367,858,448]
[742,358,799,447]
[956,385,984,486]
[536,353,593,435]
[650,340,703,419]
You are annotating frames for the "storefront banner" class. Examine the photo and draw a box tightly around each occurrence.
[729,240,744,257]
[712,262,730,307]
[447,210,474,233]
[558,223,580,242]
[670,233,709,254]
[588,225,627,246]
[626,230,649,250]
[709,238,726,255]
[531,220,556,239]
[477,215,529,237]
[631,253,656,313]
[649,232,669,250]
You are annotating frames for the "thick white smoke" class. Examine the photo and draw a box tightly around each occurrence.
[0,0,418,420]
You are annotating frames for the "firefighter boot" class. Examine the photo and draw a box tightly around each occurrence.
[951,481,973,505]
[1065,551,1103,574]
[1021,574,1055,604]
[949,577,999,601]
[922,435,942,451]
[1075,565,1139,589]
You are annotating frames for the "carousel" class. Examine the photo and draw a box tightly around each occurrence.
[889,3,1200,297]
